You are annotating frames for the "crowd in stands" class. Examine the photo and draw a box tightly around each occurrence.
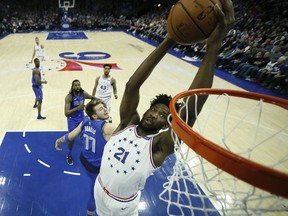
[0,0,287,95]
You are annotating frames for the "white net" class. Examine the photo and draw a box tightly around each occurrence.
[159,90,288,216]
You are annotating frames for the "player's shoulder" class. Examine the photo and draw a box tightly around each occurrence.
[33,67,40,73]
[65,93,72,100]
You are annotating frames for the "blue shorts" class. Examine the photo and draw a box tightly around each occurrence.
[32,86,43,101]
[67,117,83,132]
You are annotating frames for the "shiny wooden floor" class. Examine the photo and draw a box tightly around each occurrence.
[0,31,287,215]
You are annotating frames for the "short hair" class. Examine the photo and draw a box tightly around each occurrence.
[103,64,112,69]
[150,94,181,112]
[85,99,105,119]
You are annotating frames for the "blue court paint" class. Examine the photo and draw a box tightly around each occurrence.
[47,31,88,40]
[0,132,218,215]
[0,132,89,216]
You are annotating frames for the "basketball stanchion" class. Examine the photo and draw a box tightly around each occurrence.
[159,88,288,216]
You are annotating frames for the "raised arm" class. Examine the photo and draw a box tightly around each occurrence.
[183,0,235,126]
[118,37,176,129]
[156,0,235,161]
[84,90,97,100]
[55,122,82,150]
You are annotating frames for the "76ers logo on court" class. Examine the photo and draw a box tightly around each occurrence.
[58,51,122,71]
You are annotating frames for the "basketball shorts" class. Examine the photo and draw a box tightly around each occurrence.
[32,86,43,101]
[94,176,140,216]
[97,96,111,113]
[67,117,82,132]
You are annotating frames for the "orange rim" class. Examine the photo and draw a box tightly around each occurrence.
[170,88,288,198]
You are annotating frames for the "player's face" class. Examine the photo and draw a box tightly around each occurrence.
[139,104,170,133]
[35,37,39,44]
[34,58,40,67]
[95,103,109,120]
[103,67,110,76]
[72,81,81,93]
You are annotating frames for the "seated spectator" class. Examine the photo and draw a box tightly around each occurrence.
[270,45,283,63]
[242,51,271,80]
[216,37,248,70]
[258,56,288,86]
[266,56,288,91]
[232,51,263,78]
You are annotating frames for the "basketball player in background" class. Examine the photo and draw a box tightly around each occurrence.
[94,0,235,215]
[55,99,115,216]
[32,58,47,119]
[64,80,97,165]
[92,64,118,123]
[30,37,46,108]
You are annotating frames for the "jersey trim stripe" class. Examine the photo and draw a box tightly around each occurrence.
[98,176,138,202]
[149,137,157,169]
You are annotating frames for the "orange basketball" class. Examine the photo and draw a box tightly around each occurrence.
[167,0,222,45]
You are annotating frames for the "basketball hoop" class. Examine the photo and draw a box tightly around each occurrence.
[159,88,288,215]
[59,0,75,10]
[64,5,69,11]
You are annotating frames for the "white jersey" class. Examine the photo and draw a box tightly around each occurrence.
[96,75,113,99]
[34,44,42,59]
[97,125,157,201]
[34,44,45,80]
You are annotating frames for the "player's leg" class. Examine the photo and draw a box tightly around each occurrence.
[33,87,45,119]
[104,97,112,123]
[33,98,37,108]
[86,171,97,216]
[66,140,74,165]
[66,118,80,165]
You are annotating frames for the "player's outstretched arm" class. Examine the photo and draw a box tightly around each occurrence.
[55,122,82,150]
[118,37,176,129]
[184,0,235,126]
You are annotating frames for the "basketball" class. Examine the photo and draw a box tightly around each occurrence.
[167,0,222,45]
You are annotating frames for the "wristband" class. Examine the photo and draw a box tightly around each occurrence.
[64,133,70,142]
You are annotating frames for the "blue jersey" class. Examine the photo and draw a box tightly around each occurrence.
[32,67,41,87]
[81,116,107,168]
[69,91,85,120]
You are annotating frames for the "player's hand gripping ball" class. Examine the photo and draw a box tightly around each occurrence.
[167,0,222,45]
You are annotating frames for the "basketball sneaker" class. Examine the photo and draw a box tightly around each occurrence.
[37,116,46,120]
[66,154,74,166]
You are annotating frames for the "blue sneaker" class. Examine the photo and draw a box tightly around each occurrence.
[37,116,46,120]
[66,154,74,165]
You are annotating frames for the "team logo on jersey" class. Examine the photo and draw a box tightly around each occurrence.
[58,51,122,71]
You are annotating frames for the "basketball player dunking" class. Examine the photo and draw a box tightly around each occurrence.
[93,0,235,215]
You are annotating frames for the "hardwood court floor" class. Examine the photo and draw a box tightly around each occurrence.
[0,31,287,216]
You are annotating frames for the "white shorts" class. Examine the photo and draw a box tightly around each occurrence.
[94,176,141,216]
[100,97,111,114]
